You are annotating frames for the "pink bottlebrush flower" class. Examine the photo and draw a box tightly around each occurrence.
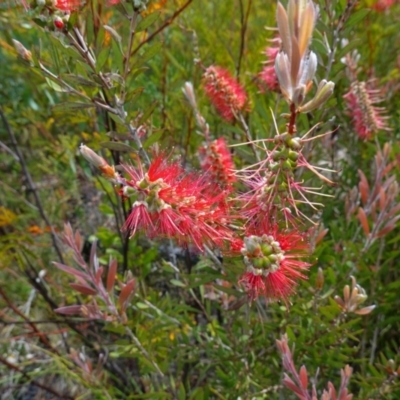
[344,81,389,140]
[203,66,247,121]
[237,225,310,301]
[120,155,233,250]
[199,137,236,188]
[259,38,281,92]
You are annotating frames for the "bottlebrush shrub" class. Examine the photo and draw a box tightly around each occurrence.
[2,0,400,398]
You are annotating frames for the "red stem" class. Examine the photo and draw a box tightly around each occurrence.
[288,103,297,135]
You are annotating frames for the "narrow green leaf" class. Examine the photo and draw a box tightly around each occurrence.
[170,279,186,288]
[64,74,100,88]
[104,25,123,54]
[96,46,110,72]
[126,67,148,87]
[143,130,163,149]
[108,113,126,126]
[45,78,65,93]
[345,9,370,29]
[137,101,158,126]
[133,41,163,68]
[136,12,160,32]
[52,102,95,112]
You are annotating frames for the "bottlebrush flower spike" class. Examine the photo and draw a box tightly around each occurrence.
[259,37,281,92]
[54,0,84,11]
[344,81,389,140]
[203,66,247,121]
[237,225,310,301]
[373,0,396,11]
[52,0,119,11]
[199,137,236,188]
[120,155,233,250]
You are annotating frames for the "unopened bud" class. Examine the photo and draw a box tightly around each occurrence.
[182,82,197,110]
[287,137,301,150]
[54,17,64,30]
[12,39,32,62]
[298,80,335,113]
[80,144,106,168]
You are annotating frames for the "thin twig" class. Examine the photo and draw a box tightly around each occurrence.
[237,0,252,78]
[0,139,18,160]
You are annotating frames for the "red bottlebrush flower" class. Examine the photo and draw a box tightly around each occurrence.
[53,0,119,10]
[373,0,395,11]
[120,155,233,250]
[199,137,236,188]
[237,225,310,301]
[344,81,389,140]
[203,66,247,121]
[259,38,281,92]
[54,0,83,11]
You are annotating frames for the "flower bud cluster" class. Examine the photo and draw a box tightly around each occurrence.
[28,0,73,31]
[334,276,375,315]
[275,0,334,111]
